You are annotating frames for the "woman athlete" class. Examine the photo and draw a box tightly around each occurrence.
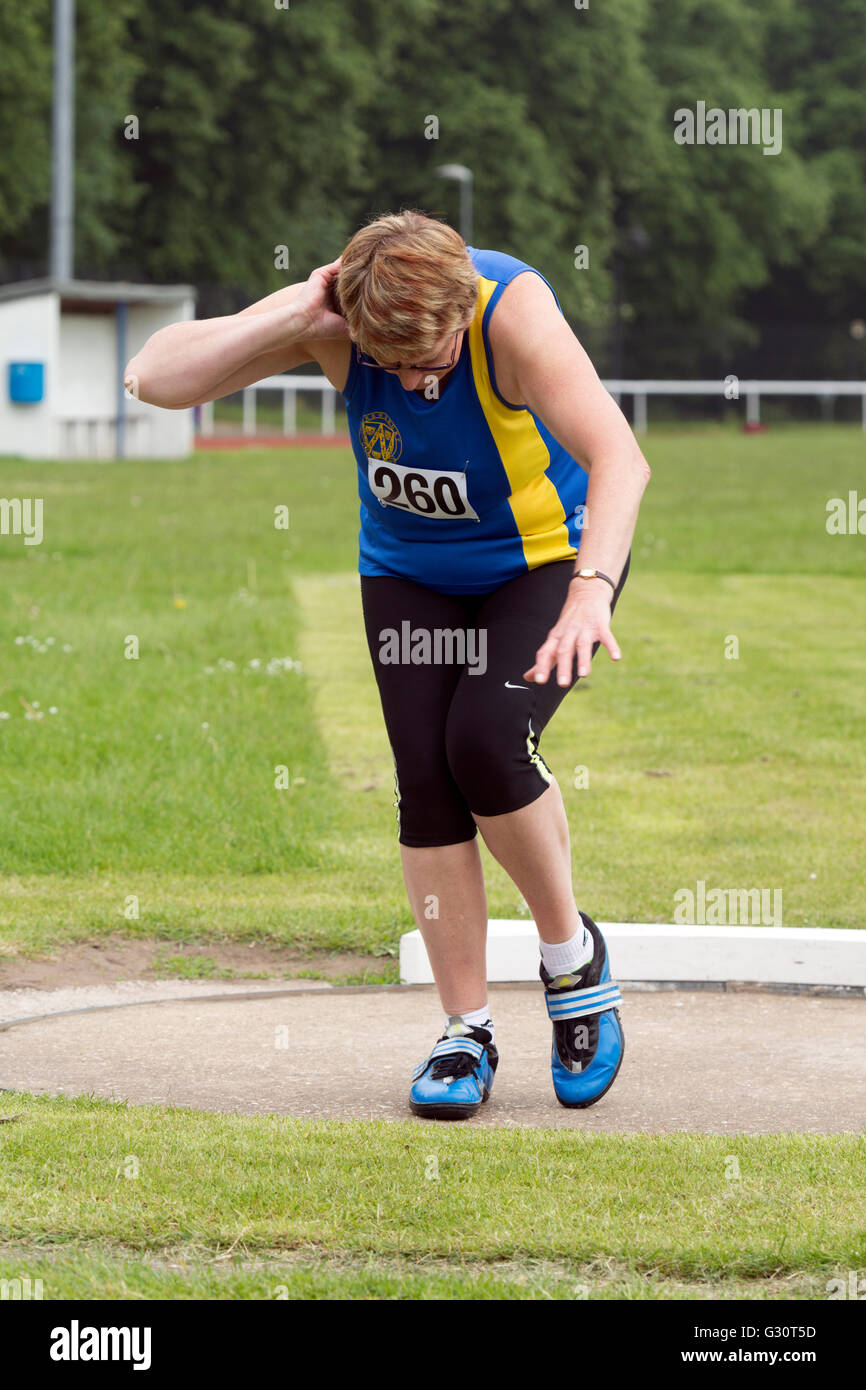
[126,210,651,1121]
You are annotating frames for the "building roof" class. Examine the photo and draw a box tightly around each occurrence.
[0,278,196,305]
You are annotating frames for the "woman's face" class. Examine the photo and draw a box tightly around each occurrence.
[376,323,470,393]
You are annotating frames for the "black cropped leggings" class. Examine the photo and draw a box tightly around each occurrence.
[360,554,630,847]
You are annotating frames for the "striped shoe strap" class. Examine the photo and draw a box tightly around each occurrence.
[544,980,623,1021]
[411,1035,484,1081]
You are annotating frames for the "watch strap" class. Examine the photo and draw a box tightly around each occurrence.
[569,568,616,592]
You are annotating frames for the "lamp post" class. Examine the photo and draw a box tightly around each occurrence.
[51,0,76,281]
[435,164,473,244]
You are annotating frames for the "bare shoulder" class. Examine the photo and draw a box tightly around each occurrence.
[313,339,352,394]
[487,271,570,405]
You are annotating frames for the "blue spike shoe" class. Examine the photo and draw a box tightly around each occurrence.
[541,912,625,1108]
[409,1022,498,1120]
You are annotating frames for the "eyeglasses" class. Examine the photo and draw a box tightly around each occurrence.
[355,329,462,373]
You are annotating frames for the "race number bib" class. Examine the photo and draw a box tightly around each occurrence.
[367,457,479,521]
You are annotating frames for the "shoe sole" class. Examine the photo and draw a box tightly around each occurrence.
[409,1085,491,1121]
[554,1014,625,1110]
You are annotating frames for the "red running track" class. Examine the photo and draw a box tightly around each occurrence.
[196,433,351,449]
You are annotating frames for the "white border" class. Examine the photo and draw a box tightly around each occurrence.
[400,920,866,989]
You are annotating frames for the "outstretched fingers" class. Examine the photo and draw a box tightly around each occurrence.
[523,612,621,686]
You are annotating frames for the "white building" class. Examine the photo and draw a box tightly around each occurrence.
[0,278,195,460]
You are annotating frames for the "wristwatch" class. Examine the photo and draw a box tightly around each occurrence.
[569,567,616,592]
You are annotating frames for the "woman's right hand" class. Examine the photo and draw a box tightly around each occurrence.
[293,257,351,341]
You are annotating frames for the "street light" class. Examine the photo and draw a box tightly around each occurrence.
[435,164,473,244]
[51,0,76,280]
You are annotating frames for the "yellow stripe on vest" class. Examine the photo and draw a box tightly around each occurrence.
[467,276,576,570]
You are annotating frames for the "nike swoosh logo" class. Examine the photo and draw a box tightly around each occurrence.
[504,681,529,689]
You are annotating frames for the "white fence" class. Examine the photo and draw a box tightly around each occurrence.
[199,374,337,437]
[57,415,152,459]
[198,376,866,437]
[606,379,866,433]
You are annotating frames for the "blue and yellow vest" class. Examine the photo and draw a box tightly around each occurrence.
[342,246,588,594]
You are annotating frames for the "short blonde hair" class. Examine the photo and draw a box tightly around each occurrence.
[337,210,479,362]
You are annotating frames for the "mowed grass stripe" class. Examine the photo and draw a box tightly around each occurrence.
[295,568,866,929]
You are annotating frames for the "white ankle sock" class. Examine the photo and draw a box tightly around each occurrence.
[539,921,593,977]
[445,1005,494,1042]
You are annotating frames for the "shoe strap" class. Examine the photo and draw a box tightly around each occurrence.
[545,981,622,1020]
[411,1036,484,1081]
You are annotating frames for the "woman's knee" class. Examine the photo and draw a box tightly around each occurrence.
[445,704,551,818]
[390,751,477,846]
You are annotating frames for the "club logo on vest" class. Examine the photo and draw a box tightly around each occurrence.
[360,411,402,462]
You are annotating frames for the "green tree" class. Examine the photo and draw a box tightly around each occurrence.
[2,0,864,383]
[117,0,372,297]
[0,1,51,258]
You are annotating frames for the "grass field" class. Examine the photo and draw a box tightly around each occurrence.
[0,1094,863,1300]
[1,424,864,1300]
[1,423,864,950]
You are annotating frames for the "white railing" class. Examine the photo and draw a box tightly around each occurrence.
[58,415,152,459]
[198,375,337,437]
[198,376,866,437]
[605,379,866,433]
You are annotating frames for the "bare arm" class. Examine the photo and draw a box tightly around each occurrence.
[124,258,349,409]
[490,271,651,685]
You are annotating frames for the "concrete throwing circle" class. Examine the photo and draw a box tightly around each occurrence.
[1,984,864,1132]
